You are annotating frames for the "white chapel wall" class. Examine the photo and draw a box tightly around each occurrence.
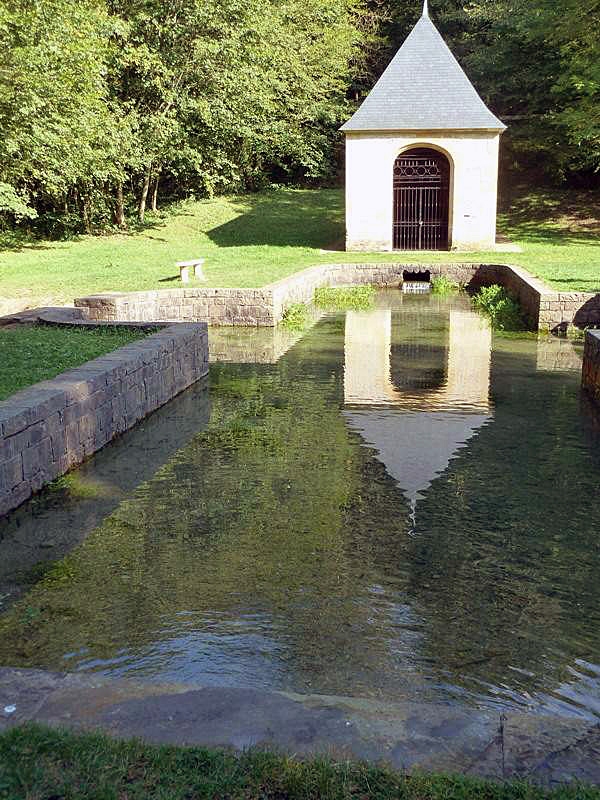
[345,131,500,252]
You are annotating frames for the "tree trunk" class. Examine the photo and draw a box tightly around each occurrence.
[151,172,160,212]
[138,167,151,223]
[81,193,91,234]
[114,182,126,228]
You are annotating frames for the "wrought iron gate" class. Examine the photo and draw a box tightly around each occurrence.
[393,149,450,250]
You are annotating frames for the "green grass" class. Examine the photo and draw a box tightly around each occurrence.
[314,285,376,310]
[0,324,147,400]
[496,185,600,294]
[0,724,597,800]
[0,184,599,313]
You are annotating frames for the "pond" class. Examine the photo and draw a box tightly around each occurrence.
[1,291,599,722]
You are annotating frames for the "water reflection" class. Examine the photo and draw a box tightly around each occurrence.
[344,302,492,517]
[0,379,210,609]
[344,306,492,410]
[0,293,599,721]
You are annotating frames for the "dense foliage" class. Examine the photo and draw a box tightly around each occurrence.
[0,0,598,235]
[0,0,374,233]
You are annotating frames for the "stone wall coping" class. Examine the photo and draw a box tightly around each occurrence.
[75,287,273,304]
[0,322,209,517]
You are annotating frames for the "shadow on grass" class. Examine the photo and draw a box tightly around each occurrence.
[0,230,57,253]
[552,278,600,293]
[0,204,183,254]
[498,185,600,247]
[207,188,345,249]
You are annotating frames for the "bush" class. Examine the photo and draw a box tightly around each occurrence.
[471,284,526,331]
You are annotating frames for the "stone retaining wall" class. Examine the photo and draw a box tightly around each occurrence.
[583,330,600,406]
[74,263,600,332]
[0,323,208,517]
[74,263,483,328]
[76,288,275,327]
[468,263,600,331]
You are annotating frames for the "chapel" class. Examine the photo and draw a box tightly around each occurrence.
[341,1,506,251]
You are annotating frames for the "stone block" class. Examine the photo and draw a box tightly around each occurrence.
[50,428,67,460]
[64,421,81,453]
[63,401,86,426]
[0,455,24,492]
[0,406,36,438]
[0,438,15,463]
[10,481,32,509]
[22,438,52,480]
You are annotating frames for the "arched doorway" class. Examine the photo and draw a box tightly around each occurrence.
[393,148,450,250]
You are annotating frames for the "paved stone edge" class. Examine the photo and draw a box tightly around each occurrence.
[583,330,600,406]
[0,322,209,517]
[72,262,600,332]
[0,667,599,786]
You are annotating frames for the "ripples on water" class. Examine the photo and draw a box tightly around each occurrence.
[1,291,599,720]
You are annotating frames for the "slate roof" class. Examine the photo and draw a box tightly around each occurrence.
[341,10,505,132]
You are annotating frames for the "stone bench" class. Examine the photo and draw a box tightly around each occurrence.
[176,259,205,283]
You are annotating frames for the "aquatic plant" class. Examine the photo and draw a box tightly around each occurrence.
[47,474,107,500]
[314,285,375,310]
[565,324,590,341]
[431,276,461,296]
[280,303,309,330]
[472,284,526,331]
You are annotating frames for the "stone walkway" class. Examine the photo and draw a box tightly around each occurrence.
[0,306,159,329]
[1,668,599,787]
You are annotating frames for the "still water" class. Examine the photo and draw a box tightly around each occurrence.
[1,292,599,720]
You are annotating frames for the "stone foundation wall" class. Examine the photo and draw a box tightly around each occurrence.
[0,323,208,517]
[559,293,600,330]
[74,263,600,332]
[583,330,600,406]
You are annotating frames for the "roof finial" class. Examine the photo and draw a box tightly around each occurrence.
[423,0,429,16]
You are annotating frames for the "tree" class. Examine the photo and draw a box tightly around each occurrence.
[0,0,129,233]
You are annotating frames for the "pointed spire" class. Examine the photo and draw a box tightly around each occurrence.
[340,0,507,134]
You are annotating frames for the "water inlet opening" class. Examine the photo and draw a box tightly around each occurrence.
[402,270,431,294]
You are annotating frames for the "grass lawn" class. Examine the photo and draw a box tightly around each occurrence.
[1,724,598,800]
[0,184,598,313]
[0,325,147,401]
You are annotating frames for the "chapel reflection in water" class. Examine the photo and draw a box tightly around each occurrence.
[343,301,493,514]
